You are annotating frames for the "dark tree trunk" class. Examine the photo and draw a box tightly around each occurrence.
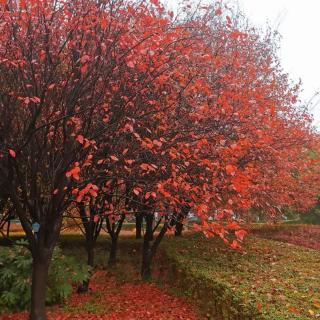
[87,243,94,267]
[106,214,125,266]
[30,257,49,320]
[78,238,95,293]
[175,222,183,236]
[141,217,168,280]
[141,235,152,280]
[135,213,143,239]
[78,203,104,293]
[6,219,11,237]
[174,205,189,237]
[108,236,118,265]
[145,214,153,241]
[140,214,154,280]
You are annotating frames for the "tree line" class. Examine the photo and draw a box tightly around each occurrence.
[0,0,319,319]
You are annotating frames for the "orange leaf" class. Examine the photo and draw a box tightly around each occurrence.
[226,164,237,175]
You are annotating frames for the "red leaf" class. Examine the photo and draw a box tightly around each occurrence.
[8,149,16,158]
[215,8,222,16]
[230,240,240,249]
[76,135,84,144]
[80,64,88,74]
[101,19,107,29]
[66,166,80,180]
[140,163,150,171]
[89,189,98,197]
[235,229,247,241]
[153,139,162,147]
[226,164,237,175]
[110,155,119,162]
[80,55,90,64]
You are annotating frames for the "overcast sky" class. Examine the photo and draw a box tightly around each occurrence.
[167,0,320,126]
[237,0,320,126]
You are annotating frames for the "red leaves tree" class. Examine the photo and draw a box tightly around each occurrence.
[0,0,318,319]
[0,0,175,317]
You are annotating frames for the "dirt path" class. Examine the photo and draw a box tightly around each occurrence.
[1,271,199,320]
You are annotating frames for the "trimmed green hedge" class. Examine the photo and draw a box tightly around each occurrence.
[159,234,320,320]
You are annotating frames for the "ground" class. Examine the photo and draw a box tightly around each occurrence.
[250,224,320,250]
[1,270,198,320]
[1,224,320,320]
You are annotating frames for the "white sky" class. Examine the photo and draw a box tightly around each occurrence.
[236,0,320,126]
[166,0,320,126]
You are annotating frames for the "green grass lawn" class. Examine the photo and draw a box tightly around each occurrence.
[159,234,320,320]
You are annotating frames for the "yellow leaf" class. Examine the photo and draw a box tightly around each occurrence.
[308,309,314,316]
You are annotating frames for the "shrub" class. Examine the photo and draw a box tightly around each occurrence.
[0,240,90,313]
[300,206,320,225]
[158,234,320,320]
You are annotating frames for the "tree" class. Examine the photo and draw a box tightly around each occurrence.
[135,213,143,239]
[0,0,317,317]
[76,201,103,293]
[0,0,183,317]
[174,204,190,236]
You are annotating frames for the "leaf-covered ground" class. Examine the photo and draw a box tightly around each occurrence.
[2,230,320,320]
[1,270,198,320]
[160,234,320,320]
[250,224,320,250]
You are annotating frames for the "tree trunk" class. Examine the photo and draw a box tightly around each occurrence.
[135,214,143,239]
[6,219,11,237]
[78,240,94,293]
[87,242,94,268]
[141,221,168,280]
[141,236,152,280]
[108,236,118,266]
[106,214,124,266]
[175,222,183,236]
[141,253,152,280]
[30,258,49,320]
[141,214,154,280]
[145,214,153,241]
